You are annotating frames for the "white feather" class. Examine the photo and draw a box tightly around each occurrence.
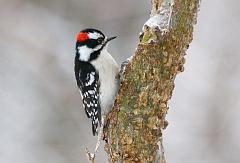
[78,46,91,61]
[90,49,119,115]
[88,32,103,39]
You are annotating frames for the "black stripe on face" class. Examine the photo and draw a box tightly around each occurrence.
[76,38,104,49]
[86,39,101,49]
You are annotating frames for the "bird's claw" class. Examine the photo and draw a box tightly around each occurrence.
[120,57,132,81]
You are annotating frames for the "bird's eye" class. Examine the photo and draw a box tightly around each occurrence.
[97,37,104,43]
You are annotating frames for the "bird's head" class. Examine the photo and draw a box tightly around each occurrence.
[75,28,116,62]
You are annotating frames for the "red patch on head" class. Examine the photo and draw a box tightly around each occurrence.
[76,32,89,42]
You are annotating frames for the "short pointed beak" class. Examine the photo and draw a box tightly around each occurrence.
[106,36,117,43]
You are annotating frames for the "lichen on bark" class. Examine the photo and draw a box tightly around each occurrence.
[104,0,200,162]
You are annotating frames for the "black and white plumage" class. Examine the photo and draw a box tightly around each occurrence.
[74,61,101,135]
[74,28,119,136]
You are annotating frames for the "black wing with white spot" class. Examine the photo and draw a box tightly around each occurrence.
[75,61,101,136]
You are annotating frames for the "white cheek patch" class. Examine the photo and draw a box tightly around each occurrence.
[78,46,92,61]
[78,44,103,62]
[88,32,103,39]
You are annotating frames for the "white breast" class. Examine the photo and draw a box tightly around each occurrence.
[90,49,119,115]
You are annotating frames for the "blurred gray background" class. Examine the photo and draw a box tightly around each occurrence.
[0,0,239,163]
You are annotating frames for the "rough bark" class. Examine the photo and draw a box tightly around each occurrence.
[104,0,200,162]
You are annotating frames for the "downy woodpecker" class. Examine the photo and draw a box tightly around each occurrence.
[74,29,120,158]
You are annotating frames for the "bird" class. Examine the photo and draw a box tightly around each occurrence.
[74,28,120,159]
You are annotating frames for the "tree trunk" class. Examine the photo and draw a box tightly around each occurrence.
[104,0,200,162]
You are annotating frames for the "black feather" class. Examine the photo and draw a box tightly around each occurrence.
[74,58,101,136]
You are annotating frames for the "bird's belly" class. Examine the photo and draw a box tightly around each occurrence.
[99,73,118,115]
[90,50,119,115]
